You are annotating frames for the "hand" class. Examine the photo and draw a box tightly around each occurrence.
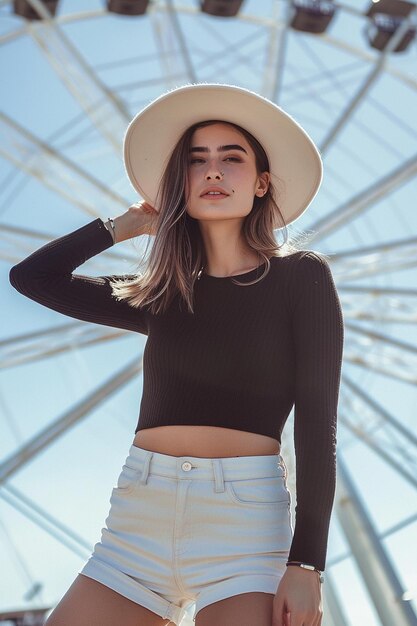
[272,566,323,626]
[128,200,159,236]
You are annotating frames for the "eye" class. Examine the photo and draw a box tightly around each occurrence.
[224,157,241,162]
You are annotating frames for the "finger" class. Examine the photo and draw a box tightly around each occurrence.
[277,610,290,626]
[312,612,323,626]
[271,604,286,626]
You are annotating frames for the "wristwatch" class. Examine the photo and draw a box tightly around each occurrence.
[286,561,324,584]
[103,217,116,244]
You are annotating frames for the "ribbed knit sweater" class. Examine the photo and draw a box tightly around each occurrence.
[9,217,344,572]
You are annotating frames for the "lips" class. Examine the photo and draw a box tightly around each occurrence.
[201,192,228,199]
[200,186,229,197]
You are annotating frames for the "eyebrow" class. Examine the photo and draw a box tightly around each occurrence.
[189,144,248,155]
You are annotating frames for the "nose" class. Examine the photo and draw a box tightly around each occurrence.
[204,159,224,181]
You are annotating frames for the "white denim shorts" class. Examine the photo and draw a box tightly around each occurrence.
[79,444,294,625]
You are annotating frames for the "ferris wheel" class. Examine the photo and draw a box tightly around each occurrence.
[1,1,417,624]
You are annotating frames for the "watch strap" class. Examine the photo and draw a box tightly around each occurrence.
[103,217,116,244]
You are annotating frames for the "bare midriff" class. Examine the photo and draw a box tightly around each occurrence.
[132,425,280,458]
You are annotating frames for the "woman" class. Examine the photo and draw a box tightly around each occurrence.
[9,83,344,626]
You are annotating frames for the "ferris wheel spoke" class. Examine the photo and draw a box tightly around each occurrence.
[0,485,93,559]
[22,0,129,149]
[192,22,265,82]
[0,323,131,370]
[0,224,135,268]
[339,414,417,489]
[341,373,417,446]
[319,6,417,155]
[343,323,417,386]
[163,0,197,83]
[329,237,417,281]
[339,285,417,297]
[345,320,417,354]
[307,152,417,242]
[332,236,417,260]
[0,356,142,484]
[339,288,417,325]
[0,113,129,216]
[261,0,289,103]
[343,353,417,386]
[339,374,417,486]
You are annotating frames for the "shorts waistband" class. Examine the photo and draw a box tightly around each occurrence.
[126,444,287,486]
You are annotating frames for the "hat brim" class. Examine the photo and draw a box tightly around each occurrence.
[123,83,323,228]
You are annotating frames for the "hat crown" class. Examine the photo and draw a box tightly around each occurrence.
[123,83,323,228]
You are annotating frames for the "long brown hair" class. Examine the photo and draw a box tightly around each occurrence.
[110,119,303,315]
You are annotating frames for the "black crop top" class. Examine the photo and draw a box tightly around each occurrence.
[9,217,344,572]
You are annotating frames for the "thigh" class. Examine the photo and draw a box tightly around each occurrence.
[45,574,171,626]
[195,592,274,626]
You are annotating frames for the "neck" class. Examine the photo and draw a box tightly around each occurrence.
[198,219,260,278]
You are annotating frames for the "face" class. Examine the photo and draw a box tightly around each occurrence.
[185,122,269,224]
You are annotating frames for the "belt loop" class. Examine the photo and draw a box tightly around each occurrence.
[211,459,225,493]
[139,451,153,485]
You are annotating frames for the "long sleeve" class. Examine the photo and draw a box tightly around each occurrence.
[9,217,149,336]
[287,251,344,571]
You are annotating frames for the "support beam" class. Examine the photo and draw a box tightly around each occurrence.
[307,152,417,243]
[339,410,417,490]
[337,287,417,325]
[0,357,142,484]
[25,0,130,151]
[165,0,197,83]
[322,572,350,626]
[2,7,416,92]
[335,456,417,625]
[0,221,137,268]
[342,322,417,385]
[319,6,417,155]
[0,113,129,216]
[262,0,289,104]
[339,373,417,489]
[0,322,130,370]
[345,320,417,355]
[330,236,417,285]
[339,285,417,297]
[331,235,417,262]
[0,484,92,559]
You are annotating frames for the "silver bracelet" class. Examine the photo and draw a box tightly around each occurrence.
[286,562,324,583]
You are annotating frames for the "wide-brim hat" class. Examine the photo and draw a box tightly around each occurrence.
[123,83,323,228]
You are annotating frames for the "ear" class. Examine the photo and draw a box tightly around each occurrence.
[255,171,270,197]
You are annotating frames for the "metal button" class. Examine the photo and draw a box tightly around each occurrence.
[182,462,192,471]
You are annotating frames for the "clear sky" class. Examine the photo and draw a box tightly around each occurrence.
[1,1,417,624]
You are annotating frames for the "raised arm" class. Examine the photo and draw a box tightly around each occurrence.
[287,250,344,572]
[9,206,157,336]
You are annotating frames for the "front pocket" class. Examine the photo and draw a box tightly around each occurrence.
[226,476,290,507]
[112,463,142,495]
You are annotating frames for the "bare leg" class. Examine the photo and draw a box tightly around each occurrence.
[195,592,275,626]
[45,574,172,626]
